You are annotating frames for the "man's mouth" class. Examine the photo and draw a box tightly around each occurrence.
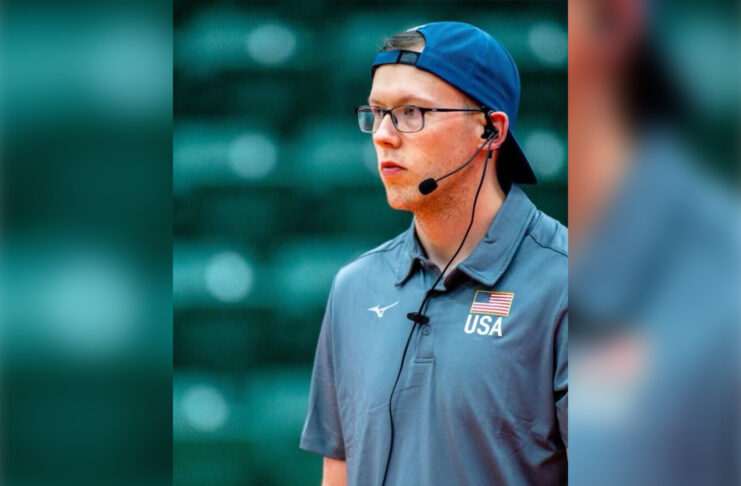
[380,161,406,176]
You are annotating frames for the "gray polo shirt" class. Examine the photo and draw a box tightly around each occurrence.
[300,185,568,486]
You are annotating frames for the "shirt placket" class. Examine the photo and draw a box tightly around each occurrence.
[414,259,440,360]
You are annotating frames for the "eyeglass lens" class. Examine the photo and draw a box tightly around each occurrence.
[357,106,424,133]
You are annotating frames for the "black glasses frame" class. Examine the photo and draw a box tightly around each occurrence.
[356,104,486,133]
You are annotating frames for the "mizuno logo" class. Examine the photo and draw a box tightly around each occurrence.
[367,301,399,318]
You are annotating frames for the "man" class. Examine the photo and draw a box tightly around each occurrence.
[300,22,567,486]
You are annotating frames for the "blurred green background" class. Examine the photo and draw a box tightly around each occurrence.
[1,1,172,485]
[173,1,566,484]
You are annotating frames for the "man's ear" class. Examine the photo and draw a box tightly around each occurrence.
[481,111,509,148]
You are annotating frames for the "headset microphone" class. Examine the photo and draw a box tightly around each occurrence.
[417,126,498,196]
[418,178,438,195]
[382,139,496,486]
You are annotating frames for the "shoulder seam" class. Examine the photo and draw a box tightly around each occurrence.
[356,235,406,260]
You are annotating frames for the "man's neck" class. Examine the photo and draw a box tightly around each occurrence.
[413,180,506,275]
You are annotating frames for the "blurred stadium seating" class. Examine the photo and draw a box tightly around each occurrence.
[173,2,566,484]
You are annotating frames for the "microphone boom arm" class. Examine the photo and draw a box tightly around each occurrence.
[418,133,496,195]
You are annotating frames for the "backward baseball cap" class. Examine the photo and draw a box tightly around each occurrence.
[371,21,538,185]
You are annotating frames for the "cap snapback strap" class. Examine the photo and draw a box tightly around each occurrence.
[371,50,420,75]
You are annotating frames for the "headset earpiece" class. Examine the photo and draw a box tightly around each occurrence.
[481,109,499,139]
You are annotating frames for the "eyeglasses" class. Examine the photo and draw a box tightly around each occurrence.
[356,105,485,134]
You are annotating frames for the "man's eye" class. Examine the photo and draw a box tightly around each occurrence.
[401,107,417,117]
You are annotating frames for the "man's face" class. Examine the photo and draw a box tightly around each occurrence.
[368,63,484,211]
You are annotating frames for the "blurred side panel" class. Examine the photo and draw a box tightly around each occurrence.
[0,1,173,485]
[569,0,740,485]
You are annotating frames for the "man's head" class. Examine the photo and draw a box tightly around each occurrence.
[363,22,536,212]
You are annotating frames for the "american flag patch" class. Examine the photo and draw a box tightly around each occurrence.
[470,290,515,316]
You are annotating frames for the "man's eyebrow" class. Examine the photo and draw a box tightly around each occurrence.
[367,94,437,106]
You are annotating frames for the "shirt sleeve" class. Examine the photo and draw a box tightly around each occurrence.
[553,285,568,447]
[299,280,346,459]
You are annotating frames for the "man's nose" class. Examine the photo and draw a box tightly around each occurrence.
[372,112,401,148]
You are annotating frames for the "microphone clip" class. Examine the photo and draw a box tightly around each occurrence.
[406,312,430,324]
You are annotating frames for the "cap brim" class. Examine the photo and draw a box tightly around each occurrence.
[497,131,537,185]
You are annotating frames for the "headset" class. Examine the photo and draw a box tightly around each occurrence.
[482,109,497,139]
[417,109,498,195]
[380,112,498,486]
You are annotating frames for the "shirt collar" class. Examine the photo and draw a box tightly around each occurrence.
[394,184,536,287]
[394,219,427,285]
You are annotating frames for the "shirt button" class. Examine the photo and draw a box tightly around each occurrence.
[421,325,431,335]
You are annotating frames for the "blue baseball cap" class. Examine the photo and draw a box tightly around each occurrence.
[371,21,537,185]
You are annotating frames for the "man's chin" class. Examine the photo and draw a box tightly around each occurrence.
[385,189,422,212]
